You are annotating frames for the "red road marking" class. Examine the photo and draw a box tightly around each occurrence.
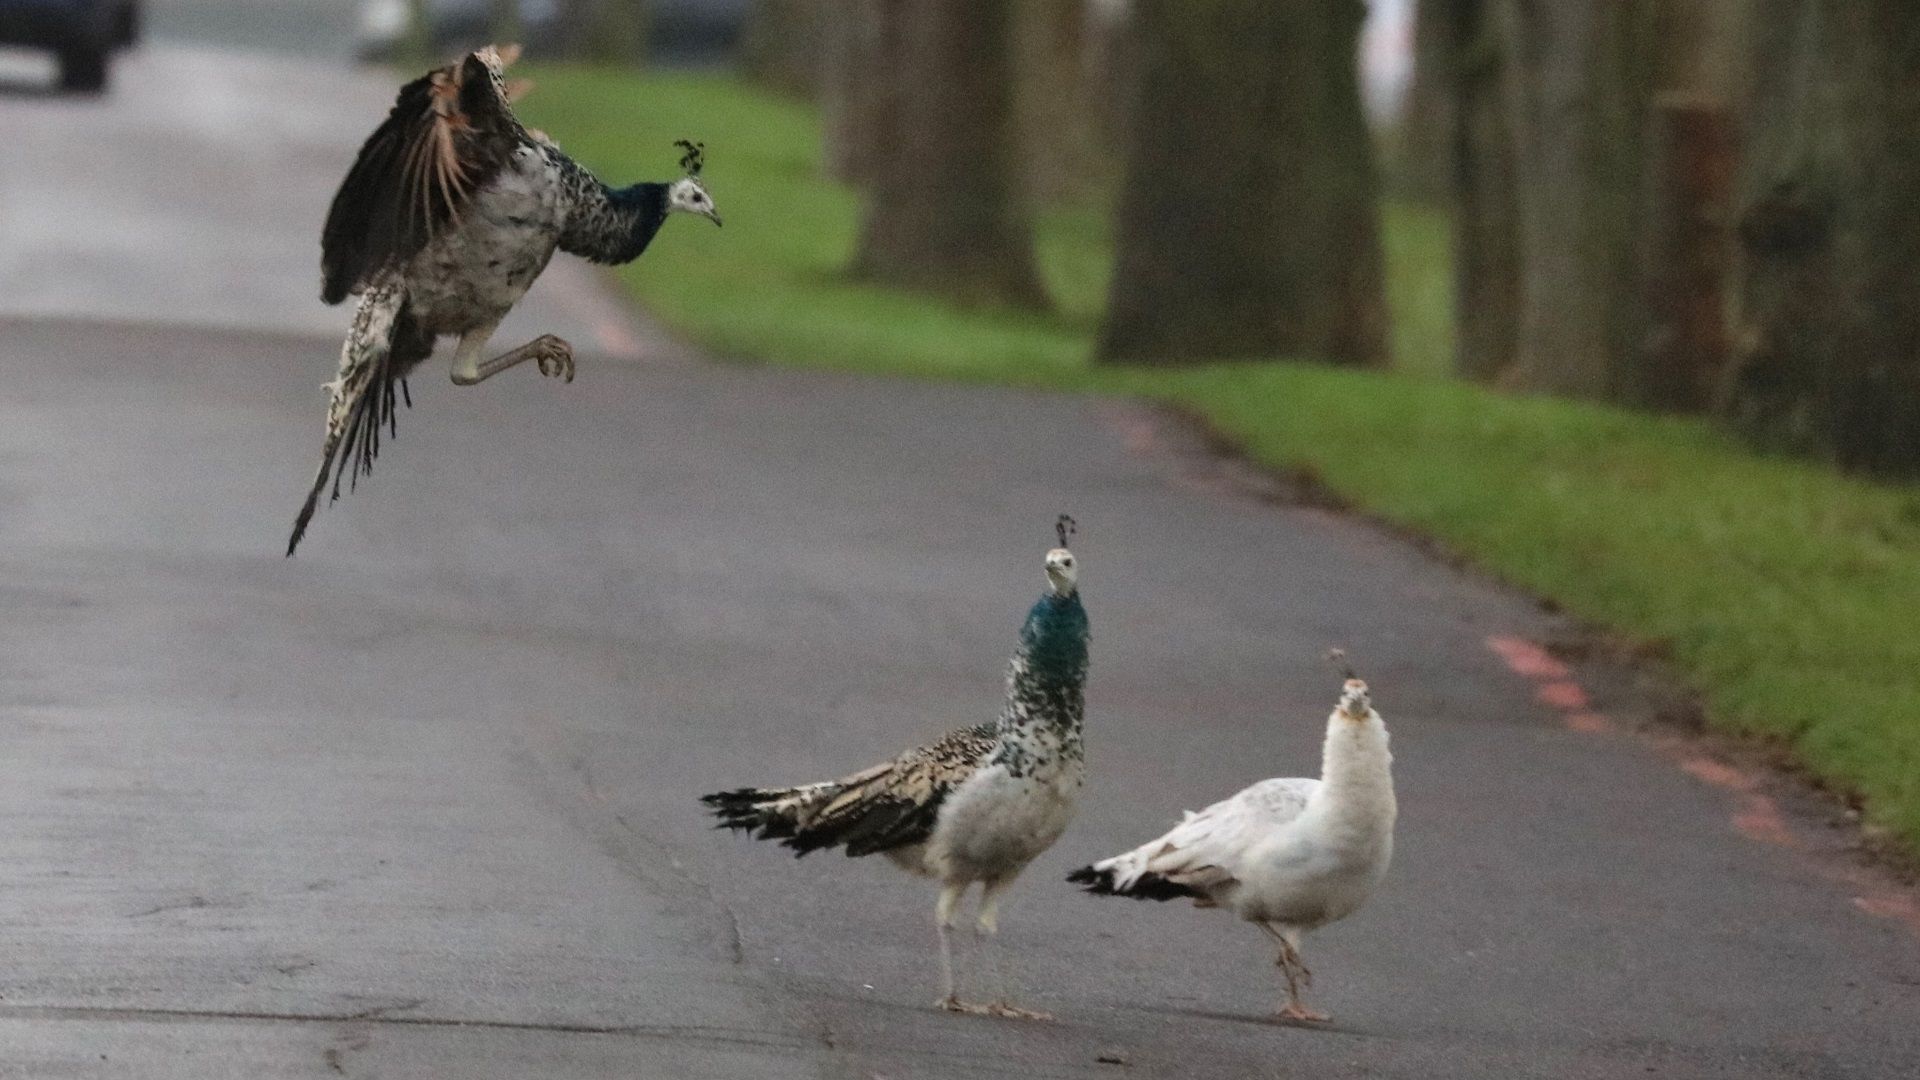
[1536,680,1590,711]
[1485,632,1920,938]
[1564,712,1614,734]
[1485,635,1572,680]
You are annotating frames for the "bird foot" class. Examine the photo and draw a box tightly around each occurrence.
[936,996,994,1016]
[1275,1003,1330,1024]
[535,337,575,383]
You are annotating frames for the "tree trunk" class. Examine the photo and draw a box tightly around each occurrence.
[1094,0,1388,366]
[1013,1,1104,200]
[819,0,887,185]
[558,0,649,64]
[1433,0,1519,381]
[403,0,435,63]
[1396,0,1455,200]
[1083,0,1137,150]
[1438,1,1666,397]
[850,0,1049,309]
[1622,0,1748,411]
[1636,99,1737,412]
[740,0,827,97]
[1727,1,1920,474]
[489,0,523,45]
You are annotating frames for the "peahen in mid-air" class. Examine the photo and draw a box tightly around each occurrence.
[287,45,721,555]
[703,516,1091,1020]
[1068,655,1396,1024]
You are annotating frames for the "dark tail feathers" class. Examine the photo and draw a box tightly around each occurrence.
[1066,864,1202,902]
[700,787,833,856]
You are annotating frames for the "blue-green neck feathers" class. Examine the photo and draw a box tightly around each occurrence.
[1018,590,1090,686]
[600,181,670,263]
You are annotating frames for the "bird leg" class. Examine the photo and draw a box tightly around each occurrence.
[1263,924,1329,1024]
[934,882,981,1014]
[448,328,575,386]
[974,877,1052,1022]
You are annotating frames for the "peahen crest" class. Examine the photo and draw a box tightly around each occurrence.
[675,139,706,177]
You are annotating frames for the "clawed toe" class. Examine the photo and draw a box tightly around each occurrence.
[536,338,575,382]
[936,996,993,1016]
[1275,1003,1331,1024]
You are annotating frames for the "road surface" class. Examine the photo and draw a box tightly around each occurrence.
[2,42,1918,1080]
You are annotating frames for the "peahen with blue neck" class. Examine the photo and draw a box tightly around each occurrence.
[703,516,1091,1020]
[288,45,720,554]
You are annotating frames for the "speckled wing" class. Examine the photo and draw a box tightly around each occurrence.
[703,724,998,858]
[320,47,525,304]
[1071,777,1319,900]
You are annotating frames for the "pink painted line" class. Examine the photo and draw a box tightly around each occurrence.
[1852,892,1920,935]
[1479,639,1920,940]
[1564,711,1614,734]
[1732,794,1804,850]
[1679,756,1755,793]
[1485,635,1572,681]
[1536,680,1590,711]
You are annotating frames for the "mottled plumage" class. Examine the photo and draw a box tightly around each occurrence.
[1069,673,1395,1023]
[704,527,1090,1018]
[704,723,998,859]
[288,46,719,555]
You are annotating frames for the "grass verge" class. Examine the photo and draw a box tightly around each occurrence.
[521,66,1920,851]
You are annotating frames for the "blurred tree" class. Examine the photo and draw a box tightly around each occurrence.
[851,0,1049,309]
[556,0,650,64]
[1729,1,1920,474]
[820,0,887,185]
[1082,0,1137,150]
[404,0,435,63]
[489,0,524,45]
[1441,1,1659,397]
[741,0,828,97]
[1629,0,1748,412]
[1395,0,1454,200]
[1423,0,1516,382]
[1095,0,1386,366]
[1012,2,1105,200]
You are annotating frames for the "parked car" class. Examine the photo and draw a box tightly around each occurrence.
[0,0,139,92]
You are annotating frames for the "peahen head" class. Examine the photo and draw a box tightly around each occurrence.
[668,139,721,226]
[1044,514,1079,597]
[1328,649,1372,720]
[668,178,721,226]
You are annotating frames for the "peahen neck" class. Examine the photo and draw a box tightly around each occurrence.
[597,181,671,264]
[1313,710,1396,837]
[997,590,1090,739]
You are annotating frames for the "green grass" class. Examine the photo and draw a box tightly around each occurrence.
[522,66,1920,850]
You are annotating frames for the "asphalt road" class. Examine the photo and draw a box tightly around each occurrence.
[3,43,1919,1080]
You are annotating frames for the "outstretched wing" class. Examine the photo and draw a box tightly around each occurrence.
[320,46,525,304]
[1071,777,1318,900]
[703,723,998,858]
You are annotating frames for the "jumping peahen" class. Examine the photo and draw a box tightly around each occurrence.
[287,45,720,554]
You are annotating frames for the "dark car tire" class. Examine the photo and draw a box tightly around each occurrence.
[58,45,110,93]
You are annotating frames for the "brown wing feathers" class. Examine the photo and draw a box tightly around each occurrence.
[320,49,523,304]
[703,726,996,858]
